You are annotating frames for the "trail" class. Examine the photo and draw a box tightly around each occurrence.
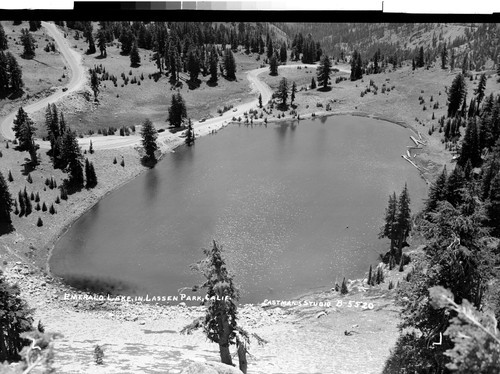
[0,22,86,140]
[0,24,349,150]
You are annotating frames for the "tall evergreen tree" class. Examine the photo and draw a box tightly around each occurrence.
[0,52,8,90]
[168,93,187,128]
[0,23,8,51]
[425,167,448,213]
[12,107,37,164]
[7,52,23,91]
[316,54,332,89]
[141,118,158,163]
[209,47,218,84]
[276,77,288,107]
[185,118,195,146]
[0,171,14,234]
[440,42,448,70]
[187,50,200,82]
[447,73,466,118]
[84,158,97,188]
[350,50,363,81]
[269,53,278,76]
[96,29,107,57]
[290,81,297,105]
[474,73,487,106]
[223,48,236,80]
[459,118,482,167]
[90,69,100,101]
[445,165,465,207]
[20,29,35,59]
[129,42,140,67]
[61,129,84,189]
[279,42,287,63]
[395,183,411,262]
[379,192,398,258]
[486,172,500,235]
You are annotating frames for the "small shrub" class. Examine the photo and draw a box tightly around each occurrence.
[94,345,104,365]
[120,158,125,167]
[37,217,43,227]
[113,157,117,164]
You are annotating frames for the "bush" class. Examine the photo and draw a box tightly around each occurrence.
[94,345,104,365]
[37,217,43,227]
[340,277,348,294]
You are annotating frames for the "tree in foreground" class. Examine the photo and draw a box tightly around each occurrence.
[223,48,236,80]
[379,192,398,258]
[141,118,158,164]
[316,54,332,89]
[0,271,34,362]
[290,81,297,106]
[181,240,267,373]
[168,92,187,128]
[269,53,278,76]
[394,183,411,262]
[84,158,98,188]
[0,171,14,234]
[0,23,8,51]
[428,286,500,373]
[96,29,107,57]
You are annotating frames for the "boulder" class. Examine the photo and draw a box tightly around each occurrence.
[181,361,243,374]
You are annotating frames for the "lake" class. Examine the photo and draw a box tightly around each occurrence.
[50,115,428,304]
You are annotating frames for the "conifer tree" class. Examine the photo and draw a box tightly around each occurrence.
[0,272,34,361]
[290,81,297,105]
[445,165,465,207]
[168,93,187,128]
[424,167,448,213]
[20,28,36,59]
[395,183,411,262]
[0,23,7,51]
[458,118,481,167]
[18,190,25,216]
[316,54,332,89]
[61,129,84,189]
[341,277,348,294]
[12,107,38,164]
[223,48,236,80]
[187,50,200,83]
[440,42,448,70]
[367,265,373,286]
[310,77,316,89]
[7,52,23,91]
[8,170,13,182]
[379,192,398,257]
[42,202,47,212]
[258,93,262,108]
[486,172,500,236]
[279,42,287,63]
[37,217,43,227]
[185,119,195,146]
[130,42,140,67]
[474,73,487,106]
[141,118,158,163]
[276,77,288,107]
[90,70,100,101]
[447,73,466,118]
[96,29,107,57]
[209,47,218,84]
[269,53,278,76]
[23,187,32,216]
[0,171,14,234]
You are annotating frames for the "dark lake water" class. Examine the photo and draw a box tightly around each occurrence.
[50,116,428,304]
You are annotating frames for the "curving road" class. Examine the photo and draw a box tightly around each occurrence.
[0,22,86,141]
[0,22,350,150]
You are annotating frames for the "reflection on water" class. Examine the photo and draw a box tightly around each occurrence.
[50,116,427,304]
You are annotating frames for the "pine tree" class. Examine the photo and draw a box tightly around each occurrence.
[486,172,500,235]
[445,165,465,207]
[340,277,348,294]
[12,107,38,164]
[8,170,13,182]
[61,129,84,189]
[20,28,36,59]
[258,93,262,108]
[447,73,466,118]
[316,54,332,89]
[209,47,218,84]
[96,29,107,57]
[458,118,481,167]
[90,70,100,101]
[0,52,9,90]
[18,190,25,216]
[130,42,140,67]
[269,53,278,76]
[187,50,200,83]
[424,167,448,213]
[42,202,47,212]
[290,81,297,105]
[0,23,7,51]
[49,204,55,214]
[185,119,195,146]
[23,187,32,216]
[168,93,187,128]
[0,272,34,361]
[7,52,23,91]
[379,192,398,257]
[395,183,411,262]
[474,73,487,106]
[89,139,94,154]
[276,77,288,107]
[223,48,236,80]
[141,118,158,163]
[279,42,287,63]
[310,77,316,89]
[441,42,448,70]
[367,265,373,286]
[0,171,14,234]
[36,217,43,227]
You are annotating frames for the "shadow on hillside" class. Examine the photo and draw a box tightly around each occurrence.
[206,80,218,88]
[317,86,332,92]
[61,273,137,296]
[0,88,25,100]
